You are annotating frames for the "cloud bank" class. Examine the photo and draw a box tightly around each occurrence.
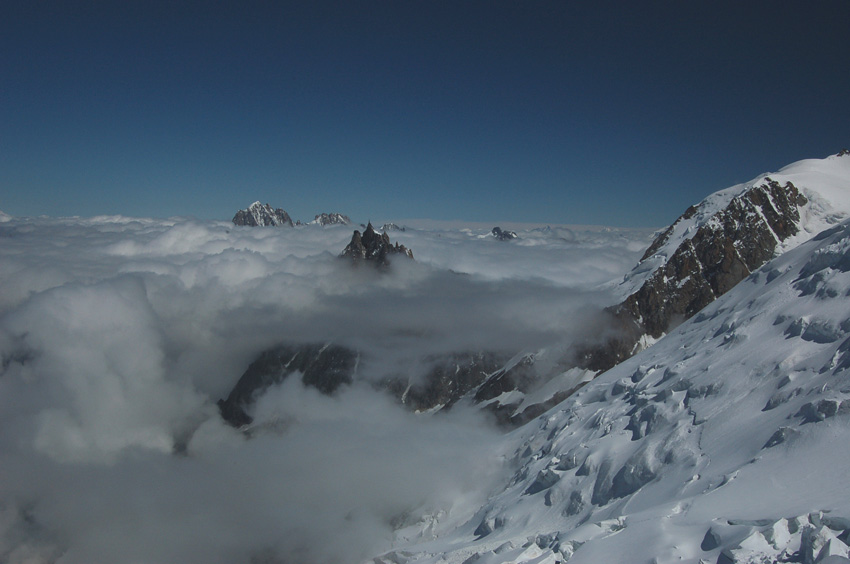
[0,215,652,563]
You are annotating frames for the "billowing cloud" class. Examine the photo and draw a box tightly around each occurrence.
[0,215,652,562]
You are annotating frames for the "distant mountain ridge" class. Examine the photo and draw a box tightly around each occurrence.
[231,202,353,227]
[310,212,351,226]
[220,153,850,432]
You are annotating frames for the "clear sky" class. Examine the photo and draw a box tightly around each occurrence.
[1,1,848,227]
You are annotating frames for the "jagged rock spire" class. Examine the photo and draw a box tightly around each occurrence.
[341,222,414,266]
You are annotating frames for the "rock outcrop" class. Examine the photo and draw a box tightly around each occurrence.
[217,344,358,427]
[340,223,413,266]
[580,177,809,371]
[232,202,293,227]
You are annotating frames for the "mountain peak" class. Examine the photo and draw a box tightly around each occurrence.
[232,202,293,227]
[340,222,414,265]
[581,154,850,371]
[310,212,351,226]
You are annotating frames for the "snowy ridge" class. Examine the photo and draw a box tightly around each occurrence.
[377,219,850,564]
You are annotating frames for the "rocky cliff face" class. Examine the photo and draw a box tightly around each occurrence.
[217,343,555,428]
[341,223,414,266]
[232,202,294,227]
[581,177,809,371]
[217,344,358,427]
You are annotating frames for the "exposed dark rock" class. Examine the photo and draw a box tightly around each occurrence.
[232,202,294,227]
[219,344,559,429]
[400,352,505,411]
[340,223,414,266]
[492,227,518,241]
[217,343,358,426]
[626,179,806,339]
[311,212,351,226]
[473,354,538,403]
[381,223,405,232]
[580,178,808,371]
[564,491,585,516]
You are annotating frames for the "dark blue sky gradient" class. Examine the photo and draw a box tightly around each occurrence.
[2,1,848,226]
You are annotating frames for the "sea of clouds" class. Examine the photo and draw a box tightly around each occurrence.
[0,214,652,563]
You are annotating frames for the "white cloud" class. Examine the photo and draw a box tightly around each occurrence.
[0,215,652,562]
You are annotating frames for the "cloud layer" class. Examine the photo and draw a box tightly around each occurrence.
[0,216,651,562]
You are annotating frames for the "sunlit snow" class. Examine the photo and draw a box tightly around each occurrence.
[1,154,849,564]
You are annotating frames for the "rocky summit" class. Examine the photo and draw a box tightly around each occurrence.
[580,176,812,372]
[232,201,293,227]
[310,212,351,226]
[341,222,414,265]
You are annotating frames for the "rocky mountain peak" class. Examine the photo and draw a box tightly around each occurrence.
[311,212,351,226]
[340,222,414,265]
[232,202,293,227]
[580,177,811,371]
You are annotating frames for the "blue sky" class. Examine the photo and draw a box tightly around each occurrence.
[1,1,848,227]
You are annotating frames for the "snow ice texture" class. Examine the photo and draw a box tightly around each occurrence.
[1,152,849,564]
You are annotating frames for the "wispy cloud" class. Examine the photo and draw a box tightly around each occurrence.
[0,215,651,562]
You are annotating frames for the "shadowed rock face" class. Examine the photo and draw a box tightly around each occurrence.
[218,342,569,429]
[581,178,808,371]
[217,344,358,427]
[232,202,294,227]
[624,178,806,338]
[341,223,413,266]
[218,345,502,426]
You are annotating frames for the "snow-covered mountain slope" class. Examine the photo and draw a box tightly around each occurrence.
[623,152,850,298]
[578,152,850,373]
[376,218,850,564]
